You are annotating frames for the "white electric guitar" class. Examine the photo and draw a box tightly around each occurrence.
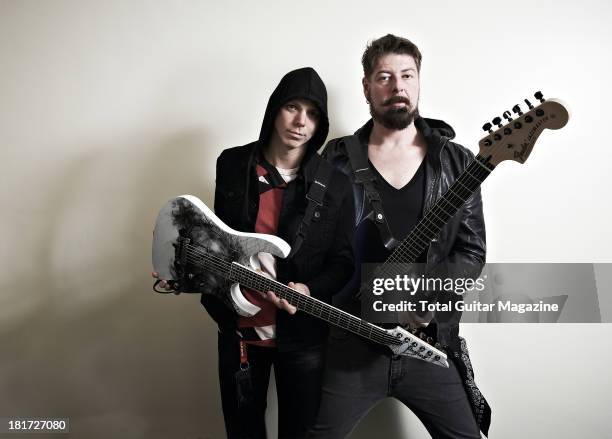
[152,93,569,369]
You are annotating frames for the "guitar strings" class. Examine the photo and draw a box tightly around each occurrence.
[185,257,399,346]
[181,244,446,356]
[388,158,490,264]
[180,247,400,345]
[360,157,492,298]
[395,125,516,264]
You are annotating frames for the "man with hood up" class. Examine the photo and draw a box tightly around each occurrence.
[201,67,355,439]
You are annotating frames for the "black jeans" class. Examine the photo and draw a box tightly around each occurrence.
[308,330,481,439]
[217,331,326,439]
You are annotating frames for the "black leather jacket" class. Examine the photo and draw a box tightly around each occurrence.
[322,117,486,348]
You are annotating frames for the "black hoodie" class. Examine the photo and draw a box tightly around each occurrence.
[239,67,330,226]
[202,68,355,351]
[259,67,329,154]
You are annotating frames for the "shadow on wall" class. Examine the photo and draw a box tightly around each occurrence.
[0,128,227,438]
[0,96,429,439]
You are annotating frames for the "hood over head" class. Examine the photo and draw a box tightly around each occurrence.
[239,67,329,228]
[258,67,329,156]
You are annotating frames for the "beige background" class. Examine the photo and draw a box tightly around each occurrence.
[1,0,611,438]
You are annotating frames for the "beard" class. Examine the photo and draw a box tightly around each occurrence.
[369,95,419,130]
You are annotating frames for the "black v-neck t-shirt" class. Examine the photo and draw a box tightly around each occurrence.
[370,157,427,241]
[354,157,428,265]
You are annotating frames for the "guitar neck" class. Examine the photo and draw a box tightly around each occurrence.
[229,262,397,345]
[379,154,494,269]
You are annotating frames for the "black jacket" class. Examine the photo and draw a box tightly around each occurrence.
[201,68,355,351]
[322,117,486,348]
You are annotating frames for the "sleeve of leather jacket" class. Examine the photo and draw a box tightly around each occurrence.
[433,191,485,337]
[305,172,355,300]
[428,148,486,334]
[199,150,238,329]
[447,155,487,279]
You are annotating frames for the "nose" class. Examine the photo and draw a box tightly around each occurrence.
[293,109,307,127]
[390,76,406,94]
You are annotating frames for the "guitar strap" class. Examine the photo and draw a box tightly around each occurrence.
[288,159,333,258]
[342,135,398,250]
[234,339,253,408]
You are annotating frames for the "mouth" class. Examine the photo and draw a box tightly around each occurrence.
[287,130,305,139]
[384,97,411,107]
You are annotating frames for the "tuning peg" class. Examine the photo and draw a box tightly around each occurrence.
[512,104,523,116]
[534,91,545,103]
[503,111,513,122]
[524,98,534,110]
[492,116,502,128]
[482,122,493,133]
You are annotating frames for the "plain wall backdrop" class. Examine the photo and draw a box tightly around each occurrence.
[1,0,611,438]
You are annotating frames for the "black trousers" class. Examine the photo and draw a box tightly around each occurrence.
[217,331,326,439]
[307,330,481,439]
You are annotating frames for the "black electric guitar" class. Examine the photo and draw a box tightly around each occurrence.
[152,92,568,369]
[358,93,569,298]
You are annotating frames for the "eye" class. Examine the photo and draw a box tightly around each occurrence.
[308,110,320,119]
[403,73,414,80]
[286,104,298,111]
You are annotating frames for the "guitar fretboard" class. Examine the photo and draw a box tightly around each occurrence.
[181,244,399,346]
[229,263,398,346]
[361,154,494,293]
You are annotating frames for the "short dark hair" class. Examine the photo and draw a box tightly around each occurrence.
[361,34,422,78]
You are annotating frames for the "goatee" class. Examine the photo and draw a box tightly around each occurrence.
[369,96,419,130]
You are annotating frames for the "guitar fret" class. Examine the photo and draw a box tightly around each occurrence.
[473,157,493,173]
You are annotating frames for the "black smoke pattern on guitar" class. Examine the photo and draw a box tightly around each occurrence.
[170,198,235,305]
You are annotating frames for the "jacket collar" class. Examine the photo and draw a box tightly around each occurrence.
[353,116,454,169]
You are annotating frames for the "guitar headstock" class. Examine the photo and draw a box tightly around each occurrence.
[478,92,569,167]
